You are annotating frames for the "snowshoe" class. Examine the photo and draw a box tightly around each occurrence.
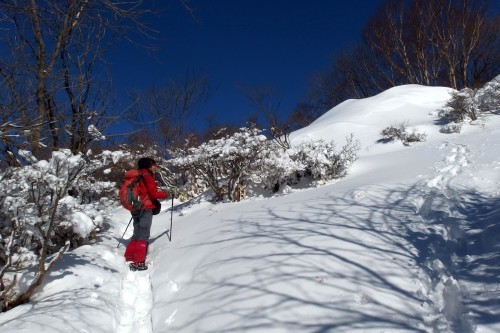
[129,262,148,271]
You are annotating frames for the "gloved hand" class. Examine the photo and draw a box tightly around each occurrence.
[168,187,179,199]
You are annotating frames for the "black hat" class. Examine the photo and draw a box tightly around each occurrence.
[138,157,157,170]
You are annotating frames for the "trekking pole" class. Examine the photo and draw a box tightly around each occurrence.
[168,196,174,242]
[156,168,174,241]
[117,216,133,248]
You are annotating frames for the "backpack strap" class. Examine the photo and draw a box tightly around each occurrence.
[129,174,152,208]
[128,174,143,190]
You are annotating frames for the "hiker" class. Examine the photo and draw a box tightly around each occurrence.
[123,157,175,271]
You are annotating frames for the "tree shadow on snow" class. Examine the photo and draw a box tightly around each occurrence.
[164,184,499,333]
[443,190,500,325]
[0,285,116,332]
[0,249,119,331]
[402,185,500,328]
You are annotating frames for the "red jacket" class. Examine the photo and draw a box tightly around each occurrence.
[124,169,167,210]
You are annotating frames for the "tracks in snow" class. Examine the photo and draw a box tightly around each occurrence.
[410,143,475,333]
[116,266,154,333]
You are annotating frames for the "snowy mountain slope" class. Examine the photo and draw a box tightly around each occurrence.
[0,84,499,333]
[290,84,453,154]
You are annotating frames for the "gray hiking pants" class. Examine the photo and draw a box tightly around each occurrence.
[131,209,153,241]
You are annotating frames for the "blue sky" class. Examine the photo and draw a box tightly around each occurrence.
[110,0,385,129]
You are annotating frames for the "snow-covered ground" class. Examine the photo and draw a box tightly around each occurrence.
[1,84,499,333]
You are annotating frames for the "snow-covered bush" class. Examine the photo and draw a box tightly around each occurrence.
[70,146,167,205]
[438,75,500,132]
[76,149,137,204]
[439,123,463,134]
[169,128,267,201]
[291,134,360,180]
[168,128,360,201]
[402,130,428,145]
[438,88,480,123]
[477,75,500,114]
[251,141,304,192]
[0,149,108,311]
[380,122,427,146]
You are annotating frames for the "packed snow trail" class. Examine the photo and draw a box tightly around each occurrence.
[113,214,154,333]
[410,143,475,332]
[114,205,180,333]
[115,269,153,333]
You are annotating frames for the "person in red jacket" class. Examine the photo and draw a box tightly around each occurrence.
[124,157,169,271]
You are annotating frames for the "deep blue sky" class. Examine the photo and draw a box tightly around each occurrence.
[110,0,385,129]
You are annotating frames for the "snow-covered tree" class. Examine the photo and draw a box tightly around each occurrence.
[439,75,500,130]
[476,74,500,114]
[169,128,267,201]
[440,88,481,123]
[0,149,108,311]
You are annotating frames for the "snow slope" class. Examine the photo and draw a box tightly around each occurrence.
[1,84,499,333]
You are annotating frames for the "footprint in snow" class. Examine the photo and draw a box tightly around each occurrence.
[354,293,372,305]
[116,265,154,333]
[351,190,366,200]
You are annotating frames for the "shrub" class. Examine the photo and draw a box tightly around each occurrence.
[402,130,428,145]
[438,88,479,123]
[290,134,360,180]
[380,122,427,146]
[380,123,405,141]
[438,75,500,132]
[249,140,305,192]
[439,123,462,134]
[475,75,500,114]
[168,128,360,200]
[169,128,267,202]
[0,150,109,311]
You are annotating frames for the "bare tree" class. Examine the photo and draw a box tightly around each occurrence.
[128,71,212,157]
[305,44,393,110]
[244,85,292,149]
[286,102,321,130]
[0,0,155,160]
[200,113,241,142]
[304,0,498,115]
[363,0,498,90]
